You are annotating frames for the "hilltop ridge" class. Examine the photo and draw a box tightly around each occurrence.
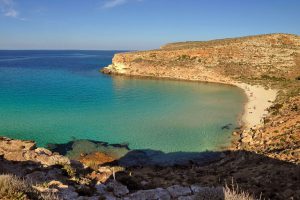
[102,33,300,83]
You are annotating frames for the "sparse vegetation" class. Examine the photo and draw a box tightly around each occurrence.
[176,54,197,62]
[132,57,144,63]
[261,74,286,81]
[0,174,58,200]
[223,184,256,200]
[194,184,255,200]
[62,164,76,177]
[0,174,33,200]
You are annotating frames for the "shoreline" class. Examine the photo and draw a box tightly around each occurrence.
[234,82,277,130]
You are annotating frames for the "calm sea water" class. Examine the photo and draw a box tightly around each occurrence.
[0,50,245,152]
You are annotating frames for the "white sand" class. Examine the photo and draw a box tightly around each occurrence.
[235,83,277,129]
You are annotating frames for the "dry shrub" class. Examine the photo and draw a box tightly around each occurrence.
[0,174,59,200]
[223,183,256,200]
[0,174,34,200]
[195,183,256,200]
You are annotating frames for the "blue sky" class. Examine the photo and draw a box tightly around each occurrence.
[0,0,299,50]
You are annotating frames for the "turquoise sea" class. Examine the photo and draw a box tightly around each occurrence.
[0,50,246,152]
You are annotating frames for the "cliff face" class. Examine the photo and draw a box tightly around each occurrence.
[102,33,300,83]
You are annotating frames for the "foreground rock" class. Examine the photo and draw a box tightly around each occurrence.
[1,136,299,199]
[0,137,70,166]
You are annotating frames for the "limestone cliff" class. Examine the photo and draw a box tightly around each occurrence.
[102,33,300,84]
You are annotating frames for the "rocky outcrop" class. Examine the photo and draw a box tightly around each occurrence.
[1,137,259,199]
[234,96,300,164]
[1,137,299,199]
[102,33,300,83]
[0,137,70,166]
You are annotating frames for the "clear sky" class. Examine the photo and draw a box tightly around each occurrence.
[0,0,299,50]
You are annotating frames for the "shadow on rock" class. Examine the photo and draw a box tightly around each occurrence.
[111,150,300,200]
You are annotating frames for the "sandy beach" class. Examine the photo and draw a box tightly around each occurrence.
[235,83,278,129]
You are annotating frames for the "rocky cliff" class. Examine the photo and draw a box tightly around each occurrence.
[102,33,300,84]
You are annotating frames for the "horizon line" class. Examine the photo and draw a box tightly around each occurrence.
[0,49,134,51]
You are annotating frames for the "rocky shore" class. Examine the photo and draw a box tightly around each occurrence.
[0,137,259,200]
[1,136,299,199]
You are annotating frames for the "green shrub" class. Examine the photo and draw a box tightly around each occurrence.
[176,54,197,61]
[271,103,283,110]
[261,74,286,81]
[62,164,76,177]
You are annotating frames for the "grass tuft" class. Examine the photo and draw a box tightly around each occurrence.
[195,182,256,200]
[0,174,59,200]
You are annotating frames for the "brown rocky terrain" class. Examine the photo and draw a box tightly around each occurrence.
[102,33,300,84]
[0,137,261,200]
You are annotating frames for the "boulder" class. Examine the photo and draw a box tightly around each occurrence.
[0,137,36,152]
[25,171,48,184]
[127,188,170,200]
[106,180,129,197]
[95,183,107,194]
[190,185,203,193]
[59,186,79,200]
[178,196,197,200]
[35,154,70,166]
[166,185,191,198]
[35,147,53,156]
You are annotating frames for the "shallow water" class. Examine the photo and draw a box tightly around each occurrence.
[0,50,246,152]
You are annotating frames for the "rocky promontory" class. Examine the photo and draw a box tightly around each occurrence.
[102,33,300,83]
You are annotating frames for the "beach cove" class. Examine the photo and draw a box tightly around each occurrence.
[0,50,246,153]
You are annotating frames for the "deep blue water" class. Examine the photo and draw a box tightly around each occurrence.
[0,50,246,152]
